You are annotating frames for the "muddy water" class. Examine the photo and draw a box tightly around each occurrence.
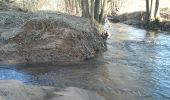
[0,23,170,100]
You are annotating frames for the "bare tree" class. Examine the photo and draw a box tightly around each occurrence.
[81,0,90,18]
[154,0,160,20]
[91,0,95,20]
[94,0,101,21]
[146,0,160,23]
[146,0,150,23]
[99,0,107,23]
[63,0,110,23]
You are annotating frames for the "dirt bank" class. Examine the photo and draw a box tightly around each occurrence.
[0,11,107,64]
[108,0,170,31]
[109,8,170,31]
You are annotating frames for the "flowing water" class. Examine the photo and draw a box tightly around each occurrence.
[0,23,170,100]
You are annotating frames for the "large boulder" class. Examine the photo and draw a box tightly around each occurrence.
[0,80,105,100]
[0,13,107,64]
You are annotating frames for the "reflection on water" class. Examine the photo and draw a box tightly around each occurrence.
[0,66,30,83]
[0,23,170,100]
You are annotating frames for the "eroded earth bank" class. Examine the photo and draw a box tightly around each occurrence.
[0,9,107,100]
[0,10,107,64]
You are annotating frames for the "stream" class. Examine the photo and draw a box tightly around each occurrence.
[0,23,170,100]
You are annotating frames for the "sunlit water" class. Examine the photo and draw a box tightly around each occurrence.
[0,23,170,100]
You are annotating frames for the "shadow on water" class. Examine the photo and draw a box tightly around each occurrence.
[0,22,170,100]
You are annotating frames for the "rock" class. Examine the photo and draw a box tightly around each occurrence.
[0,80,105,100]
[51,87,105,100]
[0,80,47,100]
[0,13,107,64]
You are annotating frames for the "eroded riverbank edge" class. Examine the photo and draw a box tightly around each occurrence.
[0,10,108,64]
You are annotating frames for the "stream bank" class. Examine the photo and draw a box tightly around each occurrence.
[0,10,107,64]
[0,23,170,100]
[109,8,170,31]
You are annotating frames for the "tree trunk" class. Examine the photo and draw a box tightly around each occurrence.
[146,0,160,23]
[146,0,150,23]
[75,0,79,14]
[154,0,160,20]
[94,0,101,21]
[150,0,156,21]
[91,0,95,20]
[64,0,69,12]
[99,0,107,23]
[81,0,90,18]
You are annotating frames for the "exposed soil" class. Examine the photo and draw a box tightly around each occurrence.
[0,10,107,64]
[109,8,170,31]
